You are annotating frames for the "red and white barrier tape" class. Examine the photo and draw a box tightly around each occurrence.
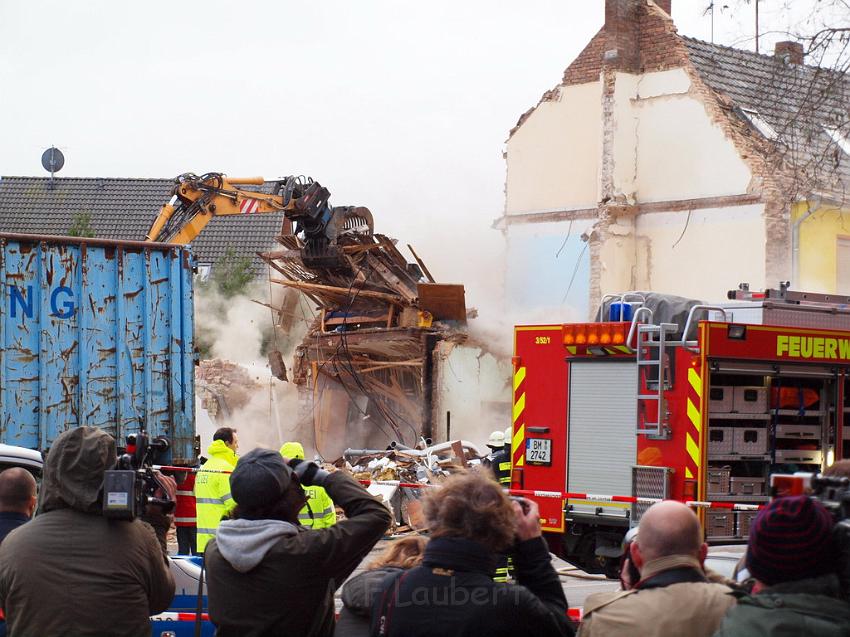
[150,612,209,622]
[508,489,763,511]
[155,468,762,511]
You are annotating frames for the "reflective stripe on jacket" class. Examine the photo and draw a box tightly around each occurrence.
[174,472,197,527]
[298,485,336,529]
[195,441,238,552]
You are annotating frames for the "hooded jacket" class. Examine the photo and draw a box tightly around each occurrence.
[205,470,392,637]
[0,426,175,637]
[195,439,238,552]
[713,574,850,637]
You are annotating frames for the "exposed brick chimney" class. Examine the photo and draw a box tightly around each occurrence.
[604,0,641,73]
[774,40,804,65]
[654,0,672,15]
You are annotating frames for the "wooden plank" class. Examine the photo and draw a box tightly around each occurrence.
[406,244,436,283]
[261,258,324,306]
[270,278,408,305]
[323,313,391,327]
[358,361,422,373]
[366,254,418,301]
[451,440,469,467]
[375,234,410,269]
[417,283,467,321]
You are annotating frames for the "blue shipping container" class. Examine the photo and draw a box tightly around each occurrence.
[0,233,195,462]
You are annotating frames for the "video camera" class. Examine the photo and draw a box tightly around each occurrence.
[103,431,175,520]
[770,472,850,595]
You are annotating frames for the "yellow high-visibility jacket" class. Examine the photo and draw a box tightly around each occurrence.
[195,440,238,552]
[280,441,337,529]
[299,484,337,529]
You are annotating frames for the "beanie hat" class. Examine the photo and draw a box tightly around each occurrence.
[279,441,305,461]
[746,495,835,585]
[230,448,294,509]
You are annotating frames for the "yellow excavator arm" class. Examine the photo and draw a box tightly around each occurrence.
[146,172,374,269]
[146,173,304,244]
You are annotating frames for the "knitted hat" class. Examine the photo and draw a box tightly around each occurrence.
[230,448,294,509]
[745,495,835,585]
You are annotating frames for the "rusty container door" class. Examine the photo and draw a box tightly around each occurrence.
[0,234,194,462]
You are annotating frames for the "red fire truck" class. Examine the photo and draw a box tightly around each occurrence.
[510,286,850,575]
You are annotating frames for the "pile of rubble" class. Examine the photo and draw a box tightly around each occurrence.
[259,226,470,456]
[336,440,486,530]
[342,440,485,485]
[195,359,263,421]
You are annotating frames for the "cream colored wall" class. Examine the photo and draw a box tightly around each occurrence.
[505,82,601,214]
[612,69,752,203]
[600,204,768,302]
[430,342,512,446]
[794,201,850,293]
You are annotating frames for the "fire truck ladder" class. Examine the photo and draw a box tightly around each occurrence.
[635,322,677,438]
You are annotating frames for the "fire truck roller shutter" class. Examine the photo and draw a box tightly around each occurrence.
[567,361,638,519]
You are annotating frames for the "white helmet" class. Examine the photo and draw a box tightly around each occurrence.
[487,430,505,447]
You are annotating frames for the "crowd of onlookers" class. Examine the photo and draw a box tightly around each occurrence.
[0,425,846,636]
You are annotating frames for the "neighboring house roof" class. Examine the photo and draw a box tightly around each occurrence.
[514,1,850,205]
[684,37,850,203]
[0,176,286,276]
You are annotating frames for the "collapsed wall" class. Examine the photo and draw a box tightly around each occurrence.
[258,230,511,460]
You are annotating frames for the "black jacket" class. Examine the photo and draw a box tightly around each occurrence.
[335,567,403,637]
[369,536,574,637]
[0,513,28,546]
[206,471,392,637]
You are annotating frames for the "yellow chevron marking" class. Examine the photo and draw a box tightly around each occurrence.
[688,367,702,399]
[513,366,526,391]
[686,467,694,479]
[566,346,577,355]
[513,393,525,424]
[512,424,524,454]
[513,424,525,467]
[616,346,632,354]
[686,432,700,466]
[687,398,701,433]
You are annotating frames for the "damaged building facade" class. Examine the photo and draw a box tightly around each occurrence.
[0,176,512,456]
[261,230,511,461]
[500,0,850,318]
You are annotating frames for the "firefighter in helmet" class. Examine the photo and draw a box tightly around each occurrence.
[483,430,511,487]
[279,442,337,529]
[484,429,514,583]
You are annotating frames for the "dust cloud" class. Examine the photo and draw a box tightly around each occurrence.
[194,278,320,458]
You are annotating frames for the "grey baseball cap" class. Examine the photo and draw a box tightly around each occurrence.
[230,448,294,508]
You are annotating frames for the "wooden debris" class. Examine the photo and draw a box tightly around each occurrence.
[259,218,468,450]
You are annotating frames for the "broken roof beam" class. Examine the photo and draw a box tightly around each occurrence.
[270,278,409,305]
[364,254,418,301]
[406,244,436,283]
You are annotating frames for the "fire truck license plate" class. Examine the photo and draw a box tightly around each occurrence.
[526,438,552,465]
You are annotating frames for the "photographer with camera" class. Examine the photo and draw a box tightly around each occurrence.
[0,426,175,637]
[204,448,391,637]
[580,501,735,637]
[713,494,850,636]
[369,471,574,637]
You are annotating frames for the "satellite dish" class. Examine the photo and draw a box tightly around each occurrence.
[41,147,64,174]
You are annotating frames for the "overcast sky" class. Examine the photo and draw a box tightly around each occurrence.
[0,0,822,307]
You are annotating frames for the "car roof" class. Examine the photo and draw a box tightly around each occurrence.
[0,444,44,471]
